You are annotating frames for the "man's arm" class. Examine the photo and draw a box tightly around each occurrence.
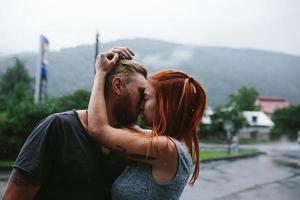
[2,168,40,200]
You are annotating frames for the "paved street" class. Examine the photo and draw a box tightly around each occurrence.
[1,143,300,199]
[181,143,300,200]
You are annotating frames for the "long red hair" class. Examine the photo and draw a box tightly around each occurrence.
[149,69,207,186]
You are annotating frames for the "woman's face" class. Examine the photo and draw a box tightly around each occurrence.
[142,82,157,127]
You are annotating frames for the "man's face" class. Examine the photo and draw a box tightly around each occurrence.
[113,72,147,127]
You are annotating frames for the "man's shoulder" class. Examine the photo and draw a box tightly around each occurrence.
[34,110,78,131]
[46,109,77,123]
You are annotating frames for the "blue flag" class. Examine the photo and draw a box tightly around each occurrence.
[40,35,49,80]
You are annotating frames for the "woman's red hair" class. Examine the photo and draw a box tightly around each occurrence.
[149,69,207,186]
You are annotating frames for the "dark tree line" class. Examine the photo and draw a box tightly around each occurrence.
[0,58,90,159]
[272,105,300,140]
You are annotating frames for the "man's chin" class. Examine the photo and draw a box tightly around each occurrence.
[117,116,138,128]
[113,96,140,127]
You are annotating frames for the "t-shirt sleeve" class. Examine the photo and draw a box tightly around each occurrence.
[13,114,61,183]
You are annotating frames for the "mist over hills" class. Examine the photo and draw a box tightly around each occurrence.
[0,38,300,107]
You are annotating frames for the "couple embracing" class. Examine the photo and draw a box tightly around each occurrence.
[3,47,207,200]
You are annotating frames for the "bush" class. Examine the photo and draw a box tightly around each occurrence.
[271,104,300,140]
[0,89,91,159]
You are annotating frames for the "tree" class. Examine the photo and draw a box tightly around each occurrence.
[203,86,258,140]
[48,89,90,112]
[228,86,259,111]
[0,58,35,158]
[0,58,33,111]
[208,104,246,139]
[0,58,93,158]
[271,105,300,140]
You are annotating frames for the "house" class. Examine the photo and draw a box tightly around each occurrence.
[256,97,289,116]
[239,111,274,140]
[202,106,213,125]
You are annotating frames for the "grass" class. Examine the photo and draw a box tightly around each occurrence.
[200,149,260,161]
[0,160,14,168]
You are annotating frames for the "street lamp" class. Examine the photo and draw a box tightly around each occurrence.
[223,120,233,154]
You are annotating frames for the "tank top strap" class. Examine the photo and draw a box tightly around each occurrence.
[167,137,193,174]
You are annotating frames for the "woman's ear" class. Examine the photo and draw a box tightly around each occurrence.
[111,76,124,95]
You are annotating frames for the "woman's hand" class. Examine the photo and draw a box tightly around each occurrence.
[111,47,134,60]
[95,47,135,74]
[95,51,119,74]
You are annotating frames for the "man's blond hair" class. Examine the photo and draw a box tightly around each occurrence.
[104,59,148,94]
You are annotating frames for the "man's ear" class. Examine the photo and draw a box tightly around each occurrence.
[111,76,124,95]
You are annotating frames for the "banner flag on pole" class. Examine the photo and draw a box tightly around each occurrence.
[34,35,49,103]
[41,36,49,80]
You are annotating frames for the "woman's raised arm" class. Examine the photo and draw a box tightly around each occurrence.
[87,49,177,166]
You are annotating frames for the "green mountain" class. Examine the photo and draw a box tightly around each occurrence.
[1,38,300,107]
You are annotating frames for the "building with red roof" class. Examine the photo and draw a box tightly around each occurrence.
[256,96,289,116]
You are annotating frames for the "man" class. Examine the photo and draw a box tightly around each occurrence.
[2,47,148,200]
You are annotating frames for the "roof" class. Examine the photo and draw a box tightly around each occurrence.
[243,111,274,127]
[256,96,289,114]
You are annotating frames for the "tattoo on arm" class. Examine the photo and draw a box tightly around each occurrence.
[126,153,156,161]
[116,145,126,153]
[114,145,156,161]
[9,169,39,186]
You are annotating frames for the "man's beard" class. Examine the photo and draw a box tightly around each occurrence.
[113,95,138,128]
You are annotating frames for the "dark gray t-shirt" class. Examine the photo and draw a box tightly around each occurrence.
[14,110,125,200]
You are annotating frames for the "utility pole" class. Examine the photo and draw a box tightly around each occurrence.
[34,35,49,103]
[94,31,99,75]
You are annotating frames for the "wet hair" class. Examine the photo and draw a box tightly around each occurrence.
[149,69,207,186]
[104,60,148,95]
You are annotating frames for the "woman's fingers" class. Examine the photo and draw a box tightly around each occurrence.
[95,51,119,73]
[94,47,134,73]
[120,47,134,58]
[110,52,119,65]
[126,48,135,56]
[102,51,116,60]
[111,47,134,59]
[111,48,128,59]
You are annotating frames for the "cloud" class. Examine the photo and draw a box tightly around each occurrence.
[0,0,299,55]
[141,48,194,68]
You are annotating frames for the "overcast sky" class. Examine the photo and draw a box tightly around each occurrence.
[0,0,299,56]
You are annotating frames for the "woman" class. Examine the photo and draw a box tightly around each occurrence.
[88,48,207,200]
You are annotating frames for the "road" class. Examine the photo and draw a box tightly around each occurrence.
[181,142,300,200]
[1,143,300,199]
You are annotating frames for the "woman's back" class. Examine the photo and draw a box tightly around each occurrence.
[111,139,193,200]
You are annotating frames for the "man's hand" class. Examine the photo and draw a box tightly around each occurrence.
[95,47,135,74]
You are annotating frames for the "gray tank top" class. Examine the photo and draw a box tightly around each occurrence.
[111,138,193,200]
